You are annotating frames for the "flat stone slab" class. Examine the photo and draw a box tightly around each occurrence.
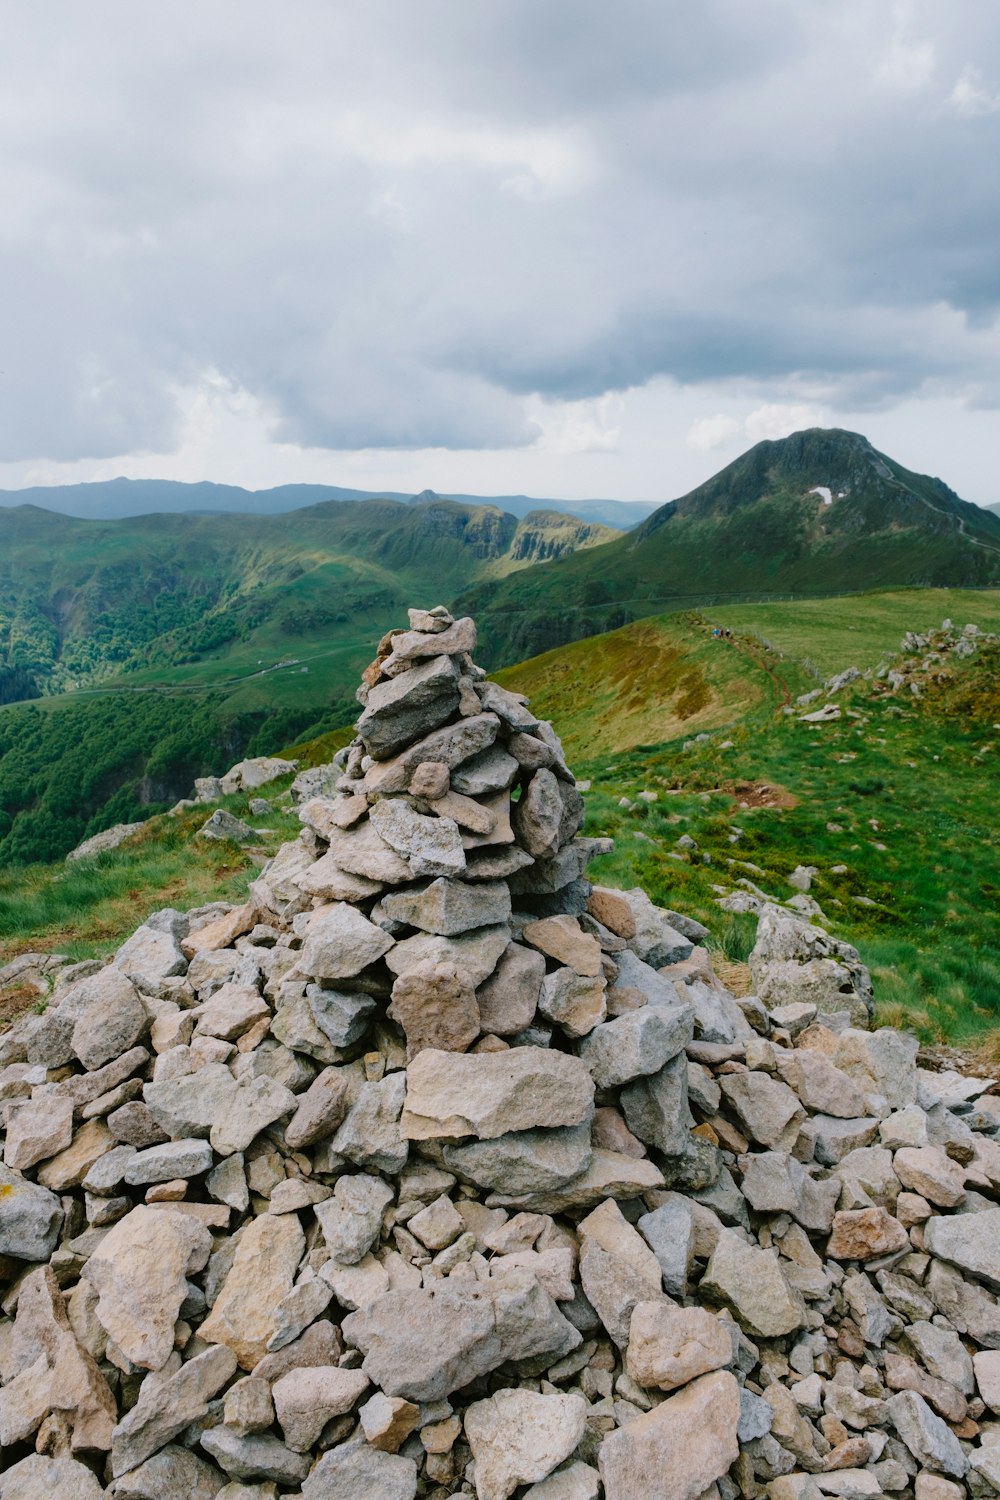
[401,1046,595,1141]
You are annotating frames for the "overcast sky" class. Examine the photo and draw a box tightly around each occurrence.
[1,1,999,505]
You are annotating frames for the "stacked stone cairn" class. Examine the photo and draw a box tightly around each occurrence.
[4,608,1000,1500]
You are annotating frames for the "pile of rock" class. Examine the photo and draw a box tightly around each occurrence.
[3,608,1000,1500]
[875,622,999,699]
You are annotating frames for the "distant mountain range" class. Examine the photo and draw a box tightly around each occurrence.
[456,428,1000,665]
[0,477,657,532]
[0,496,618,702]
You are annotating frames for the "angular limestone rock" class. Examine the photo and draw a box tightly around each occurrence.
[342,1273,580,1402]
[201,1214,305,1369]
[300,902,395,980]
[625,1299,732,1391]
[401,1046,595,1141]
[702,1228,806,1339]
[465,1389,588,1500]
[83,1206,213,1371]
[598,1370,741,1500]
[389,960,480,1059]
[357,654,461,759]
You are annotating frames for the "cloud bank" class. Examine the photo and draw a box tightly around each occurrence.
[1,0,999,475]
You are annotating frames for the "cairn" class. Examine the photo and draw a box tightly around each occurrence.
[1,607,1000,1499]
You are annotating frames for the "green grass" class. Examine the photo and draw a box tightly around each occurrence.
[706,588,1000,678]
[0,783,298,972]
[563,651,999,1044]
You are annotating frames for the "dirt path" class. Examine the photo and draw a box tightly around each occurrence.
[692,614,794,709]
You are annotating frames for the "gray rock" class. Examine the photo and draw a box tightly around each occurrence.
[0,1163,64,1260]
[200,1424,311,1485]
[83,1143,138,1195]
[842,1272,892,1347]
[702,1228,806,1338]
[450,743,520,796]
[738,1388,775,1442]
[835,1028,919,1112]
[313,819,411,885]
[476,942,546,1035]
[924,1207,1000,1292]
[538,968,607,1038]
[331,1072,409,1174]
[199,809,259,843]
[621,887,695,967]
[523,1462,601,1500]
[107,1100,170,1148]
[637,1199,695,1296]
[207,1153,250,1212]
[2,1455,106,1499]
[443,1122,593,1195]
[487,1148,665,1216]
[124,1139,214,1185]
[749,903,874,1026]
[284,1067,349,1150]
[3,1094,73,1170]
[465,1388,587,1500]
[67,822,145,863]
[512,769,565,860]
[210,1075,297,1157]
[799,1115,880,1166]
[115,924,187,992]
[577,1198,665,1349]
[272,1365,370,1450]
[315,1173,394,1265]
[620,1053,690,1155]
[402,1045,595,1140]
[906,1320,974,1393]
[926,1260,1000,1348]
[299,902,394,980]
[108,1444,225,1499]
[111,1345,237,1476]
[386,925,510,988]
[370,799,466,878]
[143,1064,240,1140]
[366,714,504,796]
[83,1206,213,1372]
[613,949,684,1007]
[719,1071,805,1150]
[341,1273,579,1402]
[598,1370,740,1500]
[886,1391,966,1477]
[306,985,377,1047]
[380,876,511,935]
[56,966,149,1071]
[577,1004,693,1090]
[357,654,460,759]
[300,1443,417,1500]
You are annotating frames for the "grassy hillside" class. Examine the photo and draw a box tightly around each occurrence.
[4,588,998,1051]
[496,590,1000,1045]
[457,429,1000,668]
[0,497,617,702]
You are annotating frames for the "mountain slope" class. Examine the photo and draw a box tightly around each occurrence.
[0,498,617,699]
[456,428,1000,667]
[0,475,658,530]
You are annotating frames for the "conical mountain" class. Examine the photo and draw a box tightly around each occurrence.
[456,427,1000,667]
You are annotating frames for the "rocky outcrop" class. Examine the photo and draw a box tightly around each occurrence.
[0,605,997,1498]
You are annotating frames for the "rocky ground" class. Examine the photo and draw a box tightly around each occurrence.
[2,607,1000,1500]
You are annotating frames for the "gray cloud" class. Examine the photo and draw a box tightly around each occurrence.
[0,0,999,462]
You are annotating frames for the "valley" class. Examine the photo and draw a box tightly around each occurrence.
[2,586,998,1051]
